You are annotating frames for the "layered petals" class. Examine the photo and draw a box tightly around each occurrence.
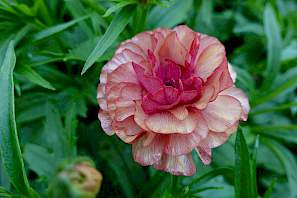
[97,25,249,176]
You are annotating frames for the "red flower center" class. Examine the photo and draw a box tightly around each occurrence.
[133,45,203,114]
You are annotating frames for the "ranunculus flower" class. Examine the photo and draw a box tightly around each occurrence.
[97,25,249,176]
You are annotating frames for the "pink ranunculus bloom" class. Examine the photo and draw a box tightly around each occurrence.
[97,25,250,176]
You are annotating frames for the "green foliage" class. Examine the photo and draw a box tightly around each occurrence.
[0,0,296,197]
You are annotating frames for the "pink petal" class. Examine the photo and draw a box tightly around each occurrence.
[201,95,242,132]
[169,106,188,120]
[174,25,196,50]
[108,63,139,85]
[132,62,163,93]
[113,116,143,143]
[196,146,212,165]
[144,111,197,134]
[228,62,237,83]
[132,134,165,166]
[115,106,135,121]
[219,87,250,121]
[98,110,114,135]
[131,32,157,54]
[164,113,208,155]
[153,153,196,176]
[158,32,187,66]
[193,85,215,109]
[195,43,225,80]
[134,101,149,131]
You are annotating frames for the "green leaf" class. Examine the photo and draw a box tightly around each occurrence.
[188,167,234,188]
[147,0,193,28]
[234,129,254,198]
[262,138,297,197]
[17,65,55,90]
[82,6,134,74]
[33,15,89,41]
[103,1,136,17]
[253,66,297,105]
[263,178,277,198]
[0,41,37,197]
[262,4,282,89]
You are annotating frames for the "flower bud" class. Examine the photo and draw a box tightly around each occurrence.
[47,158,102,198]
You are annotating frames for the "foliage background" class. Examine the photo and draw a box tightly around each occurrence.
[0,0,297,197]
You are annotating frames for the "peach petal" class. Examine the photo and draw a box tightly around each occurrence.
[113,117,143,143]
[108,63,139,85]
[195,43,225,80]
[195,146,211,165]
[131,32,157,54]
[169,106,188,120]
[115,106,135,121]
[134,102,149,131]
[173,25,196,50]
[116,41,146,58]
[219,87,250,121]
[192,86,215,109]
[98,111,114,135]
[158,32,187,66]
[201,95,242,132]
[153,153,196,176]
[145,111,196,134]
[132,134,165,166]
[228,62,237,83]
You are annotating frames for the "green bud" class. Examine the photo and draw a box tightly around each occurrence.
[47,158,102,198]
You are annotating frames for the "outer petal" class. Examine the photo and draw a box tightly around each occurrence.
[201,95,242,132]
[195,146,212,165]
[98,111,114,135]
[164,113,208,155]
[153,153,196,176]
[132,134,166,166]
[219,87,250,121]
[113,116,143,143]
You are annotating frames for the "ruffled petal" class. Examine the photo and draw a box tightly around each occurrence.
[98,111,114,135]
[113,116,143,143]
[219,87,250,121]
[132,134,166,166]
[195,146,212,165]
[201,95,242,132]
[153,153,196,176]
[145,111,197,134]
[158,32,187,66]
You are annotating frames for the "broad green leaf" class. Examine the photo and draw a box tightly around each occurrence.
[17,65,55,90]
[82,6,134,74]
[0,41,37,197]
[234,129,254,198]
[147,0,193,28]
[262,138,297,197]
[23,144,56,178]
[262,4,282,89]
[33,15,89,41]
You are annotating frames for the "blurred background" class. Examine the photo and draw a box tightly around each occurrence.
[0,0,297,197]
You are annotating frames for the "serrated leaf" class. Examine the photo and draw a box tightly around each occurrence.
[0,41,38,197]
[82,6,134,74]
[17,65,55,90]
[33,15,89,41]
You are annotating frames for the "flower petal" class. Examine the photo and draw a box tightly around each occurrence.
[153,153,196,176]
[98,111,114,135]
[201,95,242,132]
[195,43,225,80]
[145,111,197,134]
[195,146,212,165]
[158,32,187,66]
[132,134,165,166]
[219,87,250,121]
